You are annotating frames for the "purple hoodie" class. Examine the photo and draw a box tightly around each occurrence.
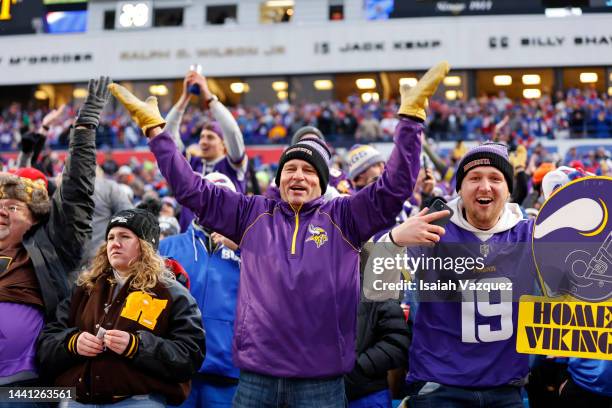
[150,118,422,378]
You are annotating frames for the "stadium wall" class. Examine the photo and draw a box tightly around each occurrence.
[0,13,611,85]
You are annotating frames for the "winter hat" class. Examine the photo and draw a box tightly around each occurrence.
[291,126,325,145]
[106,208,161,250]
[532,162,556,186]
[201,121,224,140]
[569,160,584,170]
[158,215,180,237]
[204,172,236,192]
[346,144,385,181]
[455,142,514,193]
[8,167,48,190]
[0,173,50,219]
[161,196,177,210]
[542,166,592,200]
[117,165,132,176]
[275,138,331,194]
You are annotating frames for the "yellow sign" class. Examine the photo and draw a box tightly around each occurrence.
[0,0,16,21]
[517,295,612,360]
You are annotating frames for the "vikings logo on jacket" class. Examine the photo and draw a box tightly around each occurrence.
[533,176,612,302]
[306,224,328,248]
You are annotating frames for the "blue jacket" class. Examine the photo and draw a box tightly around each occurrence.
[150,118,422,378]
[569,358,612,397]
[159,222,240,379]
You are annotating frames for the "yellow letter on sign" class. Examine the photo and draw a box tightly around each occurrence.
[121,291,168,330]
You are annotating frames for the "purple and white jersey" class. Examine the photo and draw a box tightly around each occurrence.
[190,155,247,194]
[406,219,536,387]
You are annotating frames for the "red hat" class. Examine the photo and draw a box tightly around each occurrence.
[9,167,49,189]
[569,160,584,170]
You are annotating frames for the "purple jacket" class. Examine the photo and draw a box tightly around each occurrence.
[149,118,422,378]
[179,156,247,231]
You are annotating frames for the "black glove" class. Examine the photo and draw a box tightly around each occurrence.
[20,132,39,154]
[75,76,112,128]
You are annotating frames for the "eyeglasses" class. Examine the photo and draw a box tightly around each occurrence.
[0,204,26,213]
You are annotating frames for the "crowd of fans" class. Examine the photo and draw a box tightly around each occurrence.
[1,88,610,153]
[1,66,611,407]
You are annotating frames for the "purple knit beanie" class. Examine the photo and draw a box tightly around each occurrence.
[201,121,224,140]
[455,142,514,193]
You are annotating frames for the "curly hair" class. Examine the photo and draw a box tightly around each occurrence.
[78,237,175,293]
[0,174,49,220]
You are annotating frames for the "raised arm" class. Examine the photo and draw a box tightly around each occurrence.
[47,78,109,272]
[344,118,423,244]
[343,62,450,245]
[164,75,192,152]
[422,139,448,176]
[190,71,246,166]
[17,106,65,168]
[17,131,41,168]
[108,83,256,244]
[210,100,246,165]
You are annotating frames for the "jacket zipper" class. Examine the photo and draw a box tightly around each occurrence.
[291,205,302,255]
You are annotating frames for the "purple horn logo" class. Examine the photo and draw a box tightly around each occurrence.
[532,177,612,302]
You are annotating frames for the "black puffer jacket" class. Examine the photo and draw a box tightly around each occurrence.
[23,127,96,318]
[344,299,410,401]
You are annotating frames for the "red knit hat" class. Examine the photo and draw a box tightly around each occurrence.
[8,167,48,190]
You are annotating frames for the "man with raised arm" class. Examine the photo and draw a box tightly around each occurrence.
[0,77,107,397]
[165,70,248,230]
[109,62,449,407]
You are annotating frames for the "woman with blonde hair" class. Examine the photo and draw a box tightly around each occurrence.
[38,208,205,407]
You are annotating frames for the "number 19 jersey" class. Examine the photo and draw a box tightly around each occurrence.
[406,219,536,387]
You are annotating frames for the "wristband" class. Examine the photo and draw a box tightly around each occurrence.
[389,229,399,246]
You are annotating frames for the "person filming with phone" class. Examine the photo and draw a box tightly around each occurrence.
[393,142,535,408]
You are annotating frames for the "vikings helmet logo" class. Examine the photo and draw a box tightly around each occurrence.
[306,224,328,248]
[533,177,612,301]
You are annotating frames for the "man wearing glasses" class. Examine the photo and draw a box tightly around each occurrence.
[0,77,108,404]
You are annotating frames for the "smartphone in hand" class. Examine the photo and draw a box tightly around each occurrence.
[427,198,454,227]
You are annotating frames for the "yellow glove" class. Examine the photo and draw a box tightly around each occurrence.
[509,145,527,170]
[108,84,166,136]
[399,61,450,121]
